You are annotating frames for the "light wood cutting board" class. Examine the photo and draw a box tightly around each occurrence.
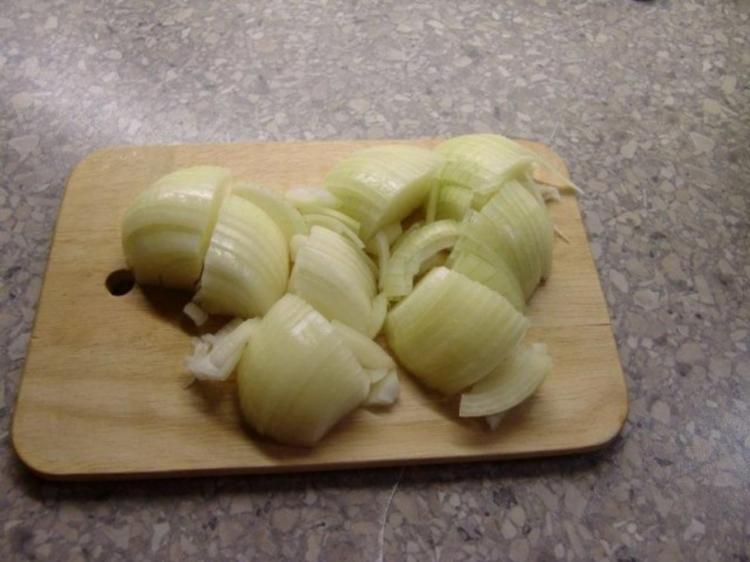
[11,138,628,480]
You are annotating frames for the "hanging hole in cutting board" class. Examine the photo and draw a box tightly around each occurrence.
[105,269,135,296]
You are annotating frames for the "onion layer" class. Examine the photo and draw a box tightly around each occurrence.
[385,267,528,395]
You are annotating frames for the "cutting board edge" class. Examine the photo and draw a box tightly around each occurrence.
[12,137,629,480]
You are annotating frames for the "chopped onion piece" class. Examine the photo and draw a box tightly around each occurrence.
[121,166,231,290]
[331,320,396,370]
[193,194,289,318]
[449,250,524,311]
[286,187,341,211]
[459,343,551,418]
[382,220,459,299]
[237,294,369,446]
[288,226,377,334]
[325,145,443,239]
[364,369,400,407]
[300,206,361,234]
[183,302,209,326]
[435,184,473,221]
[232,181,307,241]
[185,318,259,381]
[386,267,528,395]
[435,135,535,208]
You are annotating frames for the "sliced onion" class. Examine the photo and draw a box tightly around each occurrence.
[381,220,459,299]
[300,206,361,234]
[448,250,524,311]
[435,184,473,221]
[325,145,443,239]
[121,166,231,290]
[459,343,551,418]
[193,194,289,318]
[231,181,307,242]
[288,226,377,334]
[364,222,403,255]
[435,134,535,208]
[482,180,554,286]
[364,369,400,407]
[285,187,341,211]
[331,320,395,370]
[385,267,528,395]
[237,294,369,446]
[185,318,259,381]
[303,213,365,249]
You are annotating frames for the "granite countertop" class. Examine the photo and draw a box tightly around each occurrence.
[1,1,748,560]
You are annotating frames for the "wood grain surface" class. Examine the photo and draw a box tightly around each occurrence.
[11,138,628,480]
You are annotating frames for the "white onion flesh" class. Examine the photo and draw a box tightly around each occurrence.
[231,181,308,242]
[325,145,443,239]
[364,369,400,407]
[288,226,377,334]
[237,294,369,446]
[285,187,341,211]
[121,166,231,290]
[185,318,259,381]
[386,267,528,395]
[435,135,535,208]
[459,343,551,418]
[435,184,473,222]
[193,194,289,318]
[331,320,396,370]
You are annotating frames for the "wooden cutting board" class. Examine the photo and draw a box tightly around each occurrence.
[11,138,627,480]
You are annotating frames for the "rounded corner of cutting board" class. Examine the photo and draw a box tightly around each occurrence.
[11,410,66,481]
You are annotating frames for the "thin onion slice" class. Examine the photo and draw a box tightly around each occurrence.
[364,222,403,255]
[459,343,551,418]
[381,220,459,299]
[325,145,443,239]
[386,267,528,395]
[121,166,231,290]
[237,294,369,446]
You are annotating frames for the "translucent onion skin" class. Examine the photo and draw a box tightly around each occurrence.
[121,166,231,290]
[385,267,528,395]
[325,145,443,240]
[237,294,369,447]
[288,226,377,334]
[193,194,289,318]
[459,343,551,418]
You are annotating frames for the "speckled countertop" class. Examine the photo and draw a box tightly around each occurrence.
[1,1,748,560]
